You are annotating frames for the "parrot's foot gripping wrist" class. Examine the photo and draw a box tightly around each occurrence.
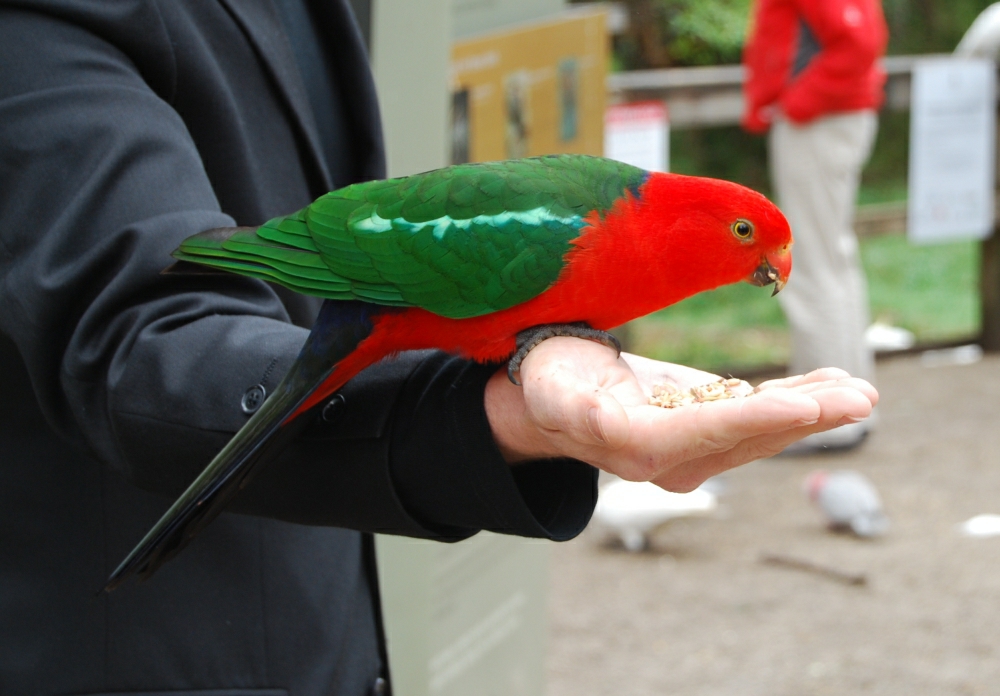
[507,323,622,385]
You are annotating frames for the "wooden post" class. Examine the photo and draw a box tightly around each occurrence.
[981,100,1000,352]
[981,230,1000,350]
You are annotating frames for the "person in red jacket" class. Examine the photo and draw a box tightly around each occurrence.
[743,0,889,452]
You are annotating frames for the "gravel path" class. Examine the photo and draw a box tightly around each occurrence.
[547,352,1000,696]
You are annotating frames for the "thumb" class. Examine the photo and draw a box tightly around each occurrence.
[579,393,630,450]
[524,378,630,450]
[519,352,631,452]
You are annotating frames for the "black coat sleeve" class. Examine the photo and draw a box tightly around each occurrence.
[0,3,597,543]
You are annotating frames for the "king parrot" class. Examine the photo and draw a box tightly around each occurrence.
[104,154,792,590]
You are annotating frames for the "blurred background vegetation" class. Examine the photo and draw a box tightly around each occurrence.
[583,0,997,70]
[576,0,996,372]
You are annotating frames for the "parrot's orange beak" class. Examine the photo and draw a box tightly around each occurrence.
[748,246,792,296]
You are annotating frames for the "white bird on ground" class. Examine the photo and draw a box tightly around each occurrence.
[804,469,889,538]
[590,478,718,552]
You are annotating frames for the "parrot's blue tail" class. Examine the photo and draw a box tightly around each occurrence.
[104,300,378,591]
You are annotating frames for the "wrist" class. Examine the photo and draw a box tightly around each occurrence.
[484,366,557,463]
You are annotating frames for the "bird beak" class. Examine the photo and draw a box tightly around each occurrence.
[747,249,791,296]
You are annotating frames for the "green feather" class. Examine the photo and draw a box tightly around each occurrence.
[172,155,647,319]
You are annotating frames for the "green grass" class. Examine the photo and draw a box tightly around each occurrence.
[629,282,789,371]
[856,182,909,207]
[628,234,980,372]
[864,235,979,341]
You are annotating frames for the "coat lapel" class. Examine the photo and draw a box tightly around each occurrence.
[217,0,333,191]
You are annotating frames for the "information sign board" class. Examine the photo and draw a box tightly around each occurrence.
[604,101,669,172]
[450,8,608,163]
[908,58,996,243]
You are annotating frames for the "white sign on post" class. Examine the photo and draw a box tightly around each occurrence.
[604,101,669,172]
[908,58,996,244]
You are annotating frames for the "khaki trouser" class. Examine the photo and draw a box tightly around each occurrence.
[769,110,878,383]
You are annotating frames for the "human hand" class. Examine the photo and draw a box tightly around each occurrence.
[484,337,878,492]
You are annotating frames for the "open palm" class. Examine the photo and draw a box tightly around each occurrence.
[485,337,878,492]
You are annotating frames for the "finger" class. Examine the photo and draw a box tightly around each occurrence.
[806,384,876,424]
[620,353,720,390]
[613,388,822,481]
[651,437,779,492]
[755,367,853,391]
[651,384,878,490]
[654,386,822,449]
[781,377,879,406]
[589,394,630,449]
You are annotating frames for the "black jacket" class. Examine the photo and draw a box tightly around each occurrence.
[0,1,597,693]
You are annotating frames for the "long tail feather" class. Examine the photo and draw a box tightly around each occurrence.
[104,300,380,591]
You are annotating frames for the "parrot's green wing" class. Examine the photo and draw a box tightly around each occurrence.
[173,154,647,319]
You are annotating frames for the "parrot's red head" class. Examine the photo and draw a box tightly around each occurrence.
[543,171,793,331]
[634,172,793,299]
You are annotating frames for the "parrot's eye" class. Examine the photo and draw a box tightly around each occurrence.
[731,219,754,240]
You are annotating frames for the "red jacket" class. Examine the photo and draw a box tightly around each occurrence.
[742,0,888,133]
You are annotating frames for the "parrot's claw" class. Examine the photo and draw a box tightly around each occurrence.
[507,323,622,385]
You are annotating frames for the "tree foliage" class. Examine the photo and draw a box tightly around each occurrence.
[581,0,999,70]
[883,0,998,54]
[603,0,751,69]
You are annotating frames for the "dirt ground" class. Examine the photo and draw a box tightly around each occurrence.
[546,352,1000,696]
